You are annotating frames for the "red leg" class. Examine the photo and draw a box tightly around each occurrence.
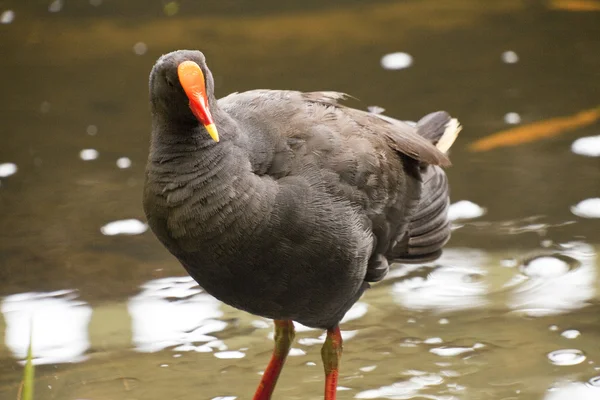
[321,325,343,400]
[253,320,295,400]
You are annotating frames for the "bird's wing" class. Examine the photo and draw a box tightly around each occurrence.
[300,91,451,166]
[219,89,451,170]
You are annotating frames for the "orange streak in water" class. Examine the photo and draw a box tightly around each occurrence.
[469,106,600,152]
[549,0,600,11]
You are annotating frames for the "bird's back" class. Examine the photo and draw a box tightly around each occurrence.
[218,89,459,279]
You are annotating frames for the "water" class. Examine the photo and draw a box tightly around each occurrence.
[1,0,600,399]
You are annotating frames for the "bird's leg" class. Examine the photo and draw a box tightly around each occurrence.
[253,319,295,400]
[321,325,343,400]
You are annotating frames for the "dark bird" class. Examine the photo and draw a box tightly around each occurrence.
[143,50,461,400]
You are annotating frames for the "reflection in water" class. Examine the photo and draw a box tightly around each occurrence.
[0,162,18,178]
[430,342,485,357]
[571,135,600,157]
[214,350,245,359]
[447,200,486,221]
[571,198,600,218]
[391,248,489,312]
[116,157,132,169]
[380,52,413,70]
[545,380,600,400]
[0,10,14,24]
[294,301,368,332]
[355,371,451,400]
[1,290,92,365]
[79,148,99,161]
[501,50,519,64]
[509,242,596,316]
[100,219,148,236]
[503,112,521,124]
[127,276,226,353]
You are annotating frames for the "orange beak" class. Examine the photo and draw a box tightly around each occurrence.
[177,61,219,142]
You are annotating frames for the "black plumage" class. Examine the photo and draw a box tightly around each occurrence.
[144,50,460,329]
[143,50,461,399]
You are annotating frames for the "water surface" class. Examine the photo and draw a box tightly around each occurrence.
[1,1,600,399]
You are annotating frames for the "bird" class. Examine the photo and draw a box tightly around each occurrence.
[143,49,461,400]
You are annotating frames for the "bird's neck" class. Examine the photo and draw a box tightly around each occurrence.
[145,117,271,256]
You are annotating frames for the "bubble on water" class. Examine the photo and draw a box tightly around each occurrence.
[571,135,600,157]
[214,351,245,359]
[86,125,98,135]
[133,42,148,55]
[549,325,559,331]
[571,198,600,218]
[212,397,236,400]
[116,157,132,169]
[0,163,17,178]
[425,337,443,344]
[380,52,413,70]
[502,51,519,64]
[360,365,377,372]
[520,255,578,278]
[1,10,15,24]
[547,349,586,366]
[561,330,581,339]
[306,361,316,366]
[448,200,485,221]
[438,318,449,325]
[48,0,63,12]
[79,149,99,161]
[504,112,521,124]
[100,219,147,236]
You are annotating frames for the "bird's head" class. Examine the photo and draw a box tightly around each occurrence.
[149,50,219,142]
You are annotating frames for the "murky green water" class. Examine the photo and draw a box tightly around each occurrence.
[1,1,600,399]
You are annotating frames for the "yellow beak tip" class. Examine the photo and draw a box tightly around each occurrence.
[205,124,220,142]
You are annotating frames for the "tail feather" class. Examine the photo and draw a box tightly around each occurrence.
[416,111,462,153]
[380,111,459,266]
[388,166,452,263]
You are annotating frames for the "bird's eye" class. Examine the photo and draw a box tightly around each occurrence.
[165,76,175,88]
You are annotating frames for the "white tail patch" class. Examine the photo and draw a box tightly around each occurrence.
[436,118,462,153]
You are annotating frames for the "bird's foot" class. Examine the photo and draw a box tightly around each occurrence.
[252,320,295,400]
[321,325,343,400]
